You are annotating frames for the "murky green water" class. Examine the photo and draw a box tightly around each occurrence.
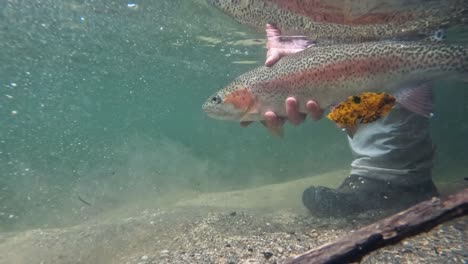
[0,0,467,235]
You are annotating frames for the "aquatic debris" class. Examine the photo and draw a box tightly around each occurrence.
[77,195,91,206]
[196,36,223,45]
[127,2,139,10]
[262,251,273,259]
[284,188,468,264]
[326,92,396,129]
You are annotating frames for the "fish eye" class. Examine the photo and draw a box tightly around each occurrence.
[211,95,222,104]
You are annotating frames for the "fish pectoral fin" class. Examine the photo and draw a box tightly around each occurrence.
[239,107,260,122]
[395,83,434,118]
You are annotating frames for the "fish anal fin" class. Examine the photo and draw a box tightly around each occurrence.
[395,83,434,118]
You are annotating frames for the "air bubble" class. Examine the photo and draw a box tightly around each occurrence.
[127,2,138,9]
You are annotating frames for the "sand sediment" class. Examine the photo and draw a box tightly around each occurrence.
[0,171,465,264]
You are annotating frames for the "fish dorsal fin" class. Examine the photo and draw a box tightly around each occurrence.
[394,83,434,118]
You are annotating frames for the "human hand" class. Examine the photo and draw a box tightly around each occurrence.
[240,97,323,134]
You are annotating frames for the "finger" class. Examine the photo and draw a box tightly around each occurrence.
[264,111,280,128]
[285,97,305,125]
[306,100,323,121]
[263,111,285,136]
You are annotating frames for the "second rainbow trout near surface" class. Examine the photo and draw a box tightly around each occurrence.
[202,41,467,128]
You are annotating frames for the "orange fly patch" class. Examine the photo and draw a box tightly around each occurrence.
[326,92,396,128]
[224,88,254,110]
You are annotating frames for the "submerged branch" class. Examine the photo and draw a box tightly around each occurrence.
[285,188,468,264]
[78,195,92,206]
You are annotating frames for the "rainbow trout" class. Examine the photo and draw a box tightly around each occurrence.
[202,41,467,130]
[208,0,467,44]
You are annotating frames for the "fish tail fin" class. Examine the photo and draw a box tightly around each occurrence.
[394,83,434,118]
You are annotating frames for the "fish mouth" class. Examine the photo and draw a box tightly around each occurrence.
[203,107,239,121]
[202,104,213,114]
[204,111,228,120]
[202,105,219,118]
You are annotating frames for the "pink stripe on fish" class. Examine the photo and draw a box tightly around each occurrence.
[260,56,408,90]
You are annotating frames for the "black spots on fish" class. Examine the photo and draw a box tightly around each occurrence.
[352,96,361,104]
[237,41,466,106]
[240,5,250,13]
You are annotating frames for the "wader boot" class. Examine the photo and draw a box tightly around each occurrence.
[302,174,439,217]
[303,105,439,217]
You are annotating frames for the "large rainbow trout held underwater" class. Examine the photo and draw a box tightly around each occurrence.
[202,41,467,133]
